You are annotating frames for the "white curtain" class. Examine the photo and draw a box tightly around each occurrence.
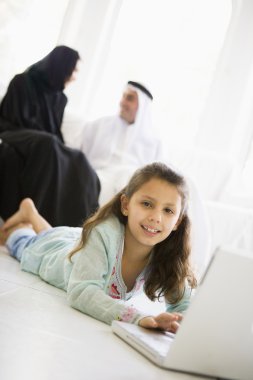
[58,0,123,115]
[196,0,253,164]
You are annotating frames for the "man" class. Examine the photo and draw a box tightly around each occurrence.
[76,81,164,204]
[78,81,162,169]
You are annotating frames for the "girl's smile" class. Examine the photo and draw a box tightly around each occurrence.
[141,224,161,236]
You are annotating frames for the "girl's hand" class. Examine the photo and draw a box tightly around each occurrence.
[154,312,182,333]
[138,312,182,333]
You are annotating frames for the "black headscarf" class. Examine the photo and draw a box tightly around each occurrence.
[0,46,80,142]
[28,45,80,91]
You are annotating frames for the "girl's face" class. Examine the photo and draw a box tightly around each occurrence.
[121,178,182,252]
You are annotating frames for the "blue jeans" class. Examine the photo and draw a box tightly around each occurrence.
[6,228,46,262]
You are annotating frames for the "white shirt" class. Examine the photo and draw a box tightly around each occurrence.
[79,114,163,170]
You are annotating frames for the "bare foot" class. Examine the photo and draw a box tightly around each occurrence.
[0,223,33,245]
[2,198,38,231]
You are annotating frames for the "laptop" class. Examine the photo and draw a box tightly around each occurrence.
[112,247,253,380]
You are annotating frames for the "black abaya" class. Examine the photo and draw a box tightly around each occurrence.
[0,130,100,227]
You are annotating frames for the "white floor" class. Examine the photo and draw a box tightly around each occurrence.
[0,246,203,380]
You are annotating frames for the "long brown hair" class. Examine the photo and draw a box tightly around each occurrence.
[69,162,197,304]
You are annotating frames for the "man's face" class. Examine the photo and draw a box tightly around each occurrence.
[119,88,139,124]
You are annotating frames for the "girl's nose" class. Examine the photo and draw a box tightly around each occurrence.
[148,211,162,223]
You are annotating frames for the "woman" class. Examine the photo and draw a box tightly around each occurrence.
[0,46,100,226]
[0,45,80,142]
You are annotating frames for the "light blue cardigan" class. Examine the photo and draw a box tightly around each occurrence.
[18,216,192,325]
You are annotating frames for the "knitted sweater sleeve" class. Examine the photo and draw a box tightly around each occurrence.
[67,225,147,325]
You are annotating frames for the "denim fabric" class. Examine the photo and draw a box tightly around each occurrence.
[6,228,46,262]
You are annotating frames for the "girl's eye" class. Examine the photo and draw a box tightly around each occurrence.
[142,201,152,208]
[164,208,173,214]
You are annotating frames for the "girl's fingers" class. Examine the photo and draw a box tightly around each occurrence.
[138,316,158,329]
[153,313,182,332]
[139,312,183,332]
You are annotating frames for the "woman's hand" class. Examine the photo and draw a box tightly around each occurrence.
[138,312,183,333]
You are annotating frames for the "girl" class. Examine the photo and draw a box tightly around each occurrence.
[0,162,197,332]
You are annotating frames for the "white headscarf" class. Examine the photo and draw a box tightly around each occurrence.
[125,82,154,137]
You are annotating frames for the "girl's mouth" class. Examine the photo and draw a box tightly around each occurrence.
[141,225,161,235]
